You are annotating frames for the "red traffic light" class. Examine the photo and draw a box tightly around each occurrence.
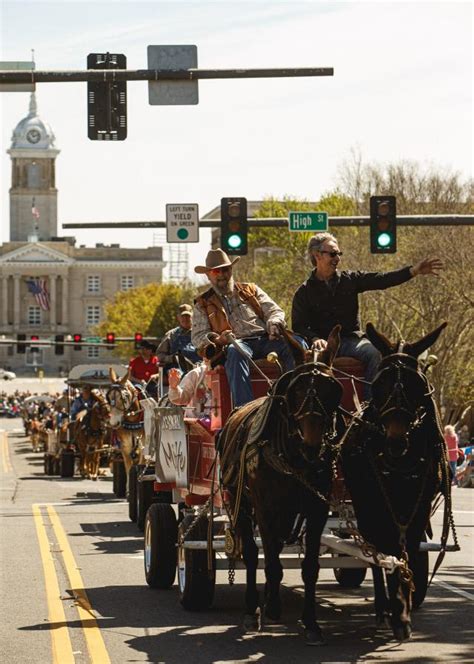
[134,332,143,342]
[73,333,82,351]
[30,334,40,354]
[106,332,115,343]
[30,335,39,341]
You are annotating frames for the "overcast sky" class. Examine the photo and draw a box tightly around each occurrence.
[1,1,472,281]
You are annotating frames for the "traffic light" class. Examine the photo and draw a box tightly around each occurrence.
[105,332,115,349]
[17,334,26,354]
[134,332,143,350]
[73,334,82,351]
[370,195,397,253]
[30,335,39,354]
[55,334,64,356]
[87,52,127,141]
[220,197,248,256]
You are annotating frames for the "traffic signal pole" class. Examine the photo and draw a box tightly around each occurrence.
[63,215,474,230]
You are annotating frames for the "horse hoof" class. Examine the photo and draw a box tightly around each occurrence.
[243,613,259,632]
[304,627,326,646]
[393,623,412,642]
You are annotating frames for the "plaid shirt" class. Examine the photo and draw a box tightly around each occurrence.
[191,284,286,350]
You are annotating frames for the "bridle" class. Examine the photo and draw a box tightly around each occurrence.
[371,346,434,431]
[106,382,134,415]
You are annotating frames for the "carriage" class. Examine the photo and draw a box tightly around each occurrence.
[62,364,128,480]
[140,355,445,610]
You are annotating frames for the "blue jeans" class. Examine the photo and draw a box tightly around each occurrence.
[338,335,382,400]
[449,460,458,485]
[225,335,295,407]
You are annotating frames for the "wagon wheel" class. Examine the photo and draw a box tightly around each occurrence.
[144,503,177,589]
[137,471,155,531]
[333,556,368,588]
[60,449,75,478]
[113,459,127,498]
[412,534,429,609]
[178,514,216,611]
[128,465,138,523]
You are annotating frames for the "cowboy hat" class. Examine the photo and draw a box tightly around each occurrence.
[137,339,157,352]
[194,249,240,274]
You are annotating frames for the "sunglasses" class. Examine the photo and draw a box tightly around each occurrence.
[209,266,232,275]
[318,250,343,258]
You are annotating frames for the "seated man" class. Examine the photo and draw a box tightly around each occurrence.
[129,339,160,399]
[157,304,201,376]
[192,249,295,407]
[70,386,93,422]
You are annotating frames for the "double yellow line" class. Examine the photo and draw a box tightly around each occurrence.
[33,504,111,664]
[1,430,12,473]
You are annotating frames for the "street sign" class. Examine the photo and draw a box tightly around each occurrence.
[85,336,101,344]
[148,45,198,105]
[288,211,328,232]
[0,61,35,91]
[166,204,199,243]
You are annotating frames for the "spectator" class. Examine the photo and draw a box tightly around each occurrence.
[444,424,460,486]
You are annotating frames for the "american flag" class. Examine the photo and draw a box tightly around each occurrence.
[26,278,50,311]
[31,204,40,220]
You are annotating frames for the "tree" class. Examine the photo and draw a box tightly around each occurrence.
[94,282,195,359]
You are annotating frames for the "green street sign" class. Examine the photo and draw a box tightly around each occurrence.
[85,336,101,344]
[288,211,328,232]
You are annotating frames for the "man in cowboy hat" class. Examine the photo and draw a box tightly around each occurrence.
[129,339,160,398]
[156,304,201,376]
[192,248,295,407]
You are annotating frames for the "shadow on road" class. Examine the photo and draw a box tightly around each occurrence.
[17,580,474,663]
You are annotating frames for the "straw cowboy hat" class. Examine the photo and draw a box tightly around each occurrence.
[194,249,240,274]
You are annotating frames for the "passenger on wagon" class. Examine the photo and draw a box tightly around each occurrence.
[167,361,212,424]
[156,304,201,376]
[129,340,160,398]
[70,386,93,422]
[291,232,443,399]
[192,249,296,407]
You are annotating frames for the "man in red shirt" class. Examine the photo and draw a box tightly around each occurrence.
[129,340,160,398]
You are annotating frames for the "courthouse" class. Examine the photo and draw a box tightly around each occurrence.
[0,93,164,375]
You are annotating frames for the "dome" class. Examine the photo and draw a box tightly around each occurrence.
[10,92,57,150]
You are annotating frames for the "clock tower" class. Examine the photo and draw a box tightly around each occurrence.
[8,92,60,241]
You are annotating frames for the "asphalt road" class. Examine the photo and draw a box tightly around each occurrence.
[1,416,472,664]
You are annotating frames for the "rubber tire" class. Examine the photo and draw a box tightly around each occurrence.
[137,474,155,531]
[113,460,127,498]
[334,560,367,588]
[144,503,178,588]
[128,465,138,522]
[178,515,216,611]
[44,454,53,475]
[413,535,429,609]
[60,450,75,478]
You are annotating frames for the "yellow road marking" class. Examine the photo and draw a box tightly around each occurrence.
[32,504,75,664]
[48,505,111,664]
[1,431,12,473]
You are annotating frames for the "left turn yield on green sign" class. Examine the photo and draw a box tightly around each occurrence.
[166,204,200,242]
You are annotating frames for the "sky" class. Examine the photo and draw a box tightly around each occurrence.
[0,1,472,282]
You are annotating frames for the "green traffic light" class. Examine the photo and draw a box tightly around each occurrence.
[377,232,393,247]
[227,234,243,249]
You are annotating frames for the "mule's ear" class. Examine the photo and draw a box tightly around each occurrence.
[109,367,117,383]
[120,368,131,384]
[405,322,447,358]
[319,324,341,367]
[366,322,394,356]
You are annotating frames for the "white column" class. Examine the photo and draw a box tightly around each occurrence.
[61,274,69,326]
[1,276,8,327]
[13,275,20,327]
[49,275,57,328]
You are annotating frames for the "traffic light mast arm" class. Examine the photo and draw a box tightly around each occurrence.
[63,215,474,230]
[0,67,334,84]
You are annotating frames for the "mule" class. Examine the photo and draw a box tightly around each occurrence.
[341,322,449,641]
[218,326,343,645]
[106,369,144,493]
[72,390,110,480]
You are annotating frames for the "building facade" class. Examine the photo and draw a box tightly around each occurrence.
[1,93,164,375]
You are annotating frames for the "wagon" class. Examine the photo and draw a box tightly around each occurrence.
[143,357,457,611]
[65,364,128,482]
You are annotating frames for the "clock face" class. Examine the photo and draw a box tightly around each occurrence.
[26,129,41,144]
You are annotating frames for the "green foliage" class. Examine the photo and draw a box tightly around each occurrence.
[94,282,195,359]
